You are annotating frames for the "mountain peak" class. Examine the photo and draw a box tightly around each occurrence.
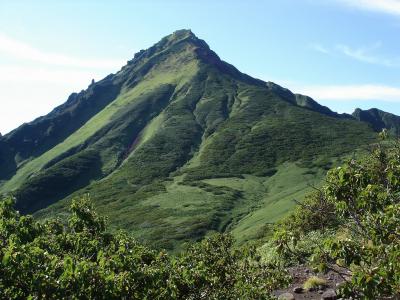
[169,29,196,40]
[121,29,263,87]
[164,29,209,50]
[124,29,208,68]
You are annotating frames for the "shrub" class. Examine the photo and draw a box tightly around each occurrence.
[272,137,400,299]
[0,195,288,299]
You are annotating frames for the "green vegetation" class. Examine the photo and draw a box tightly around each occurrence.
[0,196,288,299]
[203,163,327,244]
[303,276,327,290]
[3,141,399,299]
[269,137,400,299]
[32,73,376,250]
[14,150,103,214]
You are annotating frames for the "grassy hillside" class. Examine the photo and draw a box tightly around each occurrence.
[0,29,380,250]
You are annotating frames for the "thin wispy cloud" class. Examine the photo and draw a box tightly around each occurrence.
[296,84,400,102]
[309,43,331,54]
[0,33,124,69]
[336,43,399,67]
[336,44,379,64]
[335,0,400,16]
[310,41,400,67]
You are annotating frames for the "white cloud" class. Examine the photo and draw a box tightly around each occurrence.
[0,81,72,134]
[335,0,400,16]
[0,33,124,69]
[0,66,111,135]
[0,33,127,134]
[336,43,399,66]
[296,84,400,102]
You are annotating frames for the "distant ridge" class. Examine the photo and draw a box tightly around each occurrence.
[352,107,400,136]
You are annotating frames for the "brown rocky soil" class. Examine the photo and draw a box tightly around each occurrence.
[273,265,349,300]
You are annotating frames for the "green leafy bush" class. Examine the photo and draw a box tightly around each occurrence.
[271,138,400,299]
[0,195,287,299]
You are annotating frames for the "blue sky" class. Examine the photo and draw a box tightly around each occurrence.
[1,0,400,133]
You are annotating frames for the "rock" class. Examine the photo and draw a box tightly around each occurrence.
[318,290,324,294]
[278,292,295,300]
[293,286,304,293]
[321,289,337,300]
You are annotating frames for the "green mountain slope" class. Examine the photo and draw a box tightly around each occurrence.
[0,30,384,250]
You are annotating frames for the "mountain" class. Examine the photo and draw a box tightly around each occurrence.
[0,29,389,250]
[352,107,400,136]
